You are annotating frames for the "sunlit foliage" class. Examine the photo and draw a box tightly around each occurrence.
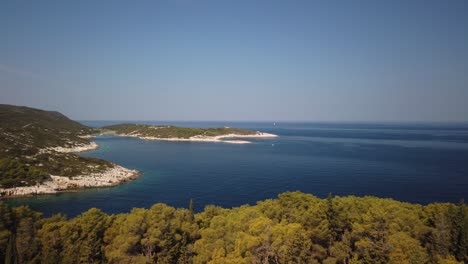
[0,192,467,263]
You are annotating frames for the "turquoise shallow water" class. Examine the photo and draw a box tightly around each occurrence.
[5,121,468,217]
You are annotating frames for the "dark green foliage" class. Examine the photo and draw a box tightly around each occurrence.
[426,203,453,259]
[5,235,17,264]
[0,205,42,263]
[0,192,467,263]
[102,123,257,139]
[0,159,50,188]
[450,200,468,262]
[189,198,195,222]
[326,193,342,246]
[60,208,110,263]
[32,153,113,178]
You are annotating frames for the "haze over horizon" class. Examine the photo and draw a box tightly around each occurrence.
[1,0,468,122]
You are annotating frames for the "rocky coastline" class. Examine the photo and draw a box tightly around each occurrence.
[0,164,139,197]
[1,140,140,197]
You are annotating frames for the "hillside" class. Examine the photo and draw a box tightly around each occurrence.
[0,104,96,156]
[102,123,258,139]
[0,105,114,189]
[0,192,466,263]
[0,104,93,134]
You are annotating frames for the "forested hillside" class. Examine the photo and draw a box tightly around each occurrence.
[1,192,466,263]
[0,105,111,188]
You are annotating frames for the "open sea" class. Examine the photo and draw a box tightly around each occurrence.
[5,121,468,217]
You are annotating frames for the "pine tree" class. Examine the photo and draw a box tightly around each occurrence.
[189,198,195,222]
[453,200,467,262]
[326,193,341,247]
[5,235,17,264]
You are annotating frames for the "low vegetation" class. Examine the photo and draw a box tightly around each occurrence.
[102,124,257,139]
[0,104,95,154]
[1,192,467,263]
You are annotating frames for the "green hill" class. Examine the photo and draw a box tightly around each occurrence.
[0,104,93,133]
[0,104,95,155]
[102,123,257,139]
[0,105,110,188]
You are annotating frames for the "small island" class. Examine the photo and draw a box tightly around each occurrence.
[0,105,277,197]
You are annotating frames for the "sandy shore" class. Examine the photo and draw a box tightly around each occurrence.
[120,131,278,144]
[0,165,140,197]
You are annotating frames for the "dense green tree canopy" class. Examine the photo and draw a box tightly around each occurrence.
[0,192,467,263]
[0,159,50,188]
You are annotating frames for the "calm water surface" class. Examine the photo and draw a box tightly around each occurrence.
[5,121,468,217]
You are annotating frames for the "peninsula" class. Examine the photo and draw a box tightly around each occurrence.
[0,105,277,197]
[102,123,277,144]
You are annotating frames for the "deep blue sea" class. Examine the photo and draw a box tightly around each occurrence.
[5,121,468,217]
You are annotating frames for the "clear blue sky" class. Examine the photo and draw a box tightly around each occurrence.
[1,0,467,122]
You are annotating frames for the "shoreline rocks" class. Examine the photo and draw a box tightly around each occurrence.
[0,164,140,197]
[46,141,99,153]
[1,140,140,198]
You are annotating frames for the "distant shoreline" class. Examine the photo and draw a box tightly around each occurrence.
[106,131,278,144]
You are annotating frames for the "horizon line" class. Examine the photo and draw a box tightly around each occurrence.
[77,119,468,125]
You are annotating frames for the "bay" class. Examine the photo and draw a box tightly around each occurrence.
[5,121,468,217]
